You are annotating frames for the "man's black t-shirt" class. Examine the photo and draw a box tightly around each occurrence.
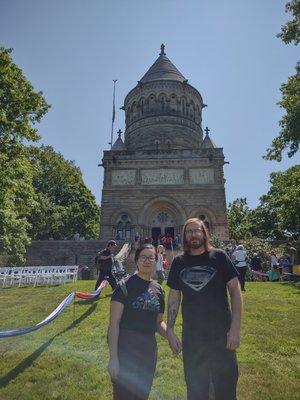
[96,249,112,274]
[167,249,238,339]
[111,274,165,334]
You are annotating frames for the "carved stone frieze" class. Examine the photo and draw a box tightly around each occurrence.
[189,168,215,184]
[141,169,184,185]
[111,169,136,185]
[126,114,201,133]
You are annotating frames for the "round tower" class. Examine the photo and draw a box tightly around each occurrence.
[123,44,205,150]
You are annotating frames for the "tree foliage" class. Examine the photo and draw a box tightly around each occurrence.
[277,0,300,45]
[0,147,37,264]
[0,48,100,265]
[264,1,300,161]
[28,145,100,240]
[227,166,300,241]
[227,198,252,241]
[0,47,50,148]
[260,165,300,237]
[0,47,49,264]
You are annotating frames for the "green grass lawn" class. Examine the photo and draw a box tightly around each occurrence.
[0,281,299,400]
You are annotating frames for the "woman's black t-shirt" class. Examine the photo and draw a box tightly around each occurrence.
[111,274,165,334]
[167,249,238,339]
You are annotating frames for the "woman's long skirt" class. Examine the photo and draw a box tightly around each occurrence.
[112,329,157,400]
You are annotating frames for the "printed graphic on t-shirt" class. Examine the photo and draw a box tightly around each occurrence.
[180,265,216,291]
[132,289,161,312]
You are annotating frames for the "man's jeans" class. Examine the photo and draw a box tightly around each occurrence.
[183,331,239,400]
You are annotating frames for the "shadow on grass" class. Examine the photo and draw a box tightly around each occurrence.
[279,281,300,293]
[0,303,97,388]
[76,297,101,305]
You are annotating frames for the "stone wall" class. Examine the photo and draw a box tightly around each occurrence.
[25,240,124,268]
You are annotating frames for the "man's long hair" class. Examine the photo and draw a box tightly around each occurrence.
[182,218,213,253]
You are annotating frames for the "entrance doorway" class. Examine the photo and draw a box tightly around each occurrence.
[164,227,174,238]
[151,227,161,246]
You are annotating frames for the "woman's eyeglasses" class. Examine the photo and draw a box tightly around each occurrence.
[139,255,156,262]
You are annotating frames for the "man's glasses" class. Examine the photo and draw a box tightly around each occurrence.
[186,228,203,236]
[139,255,156,262]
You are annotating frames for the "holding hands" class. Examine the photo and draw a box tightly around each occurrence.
[167,329,182,355]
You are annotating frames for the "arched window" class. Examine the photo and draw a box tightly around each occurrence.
[199,214,210,231]
[159,94,166,112]
[170,94,177,112]
[116,214,132,240]
[141,100,144,115]
[149,95,156,113]
[190,101,195,120]
[125,221,131,239]
[181,97,187,115]
[132,102,137,120]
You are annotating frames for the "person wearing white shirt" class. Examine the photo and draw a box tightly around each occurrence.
[232,245,248,292]
[156,245,165,284]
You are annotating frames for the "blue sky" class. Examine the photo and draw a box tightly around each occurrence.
[1,0,299,208]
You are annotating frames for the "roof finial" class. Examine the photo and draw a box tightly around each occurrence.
[160,43,166,56]
[117,129,122,139]
[205,126,210,135]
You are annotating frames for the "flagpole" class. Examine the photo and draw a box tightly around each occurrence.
[110,79,117,149]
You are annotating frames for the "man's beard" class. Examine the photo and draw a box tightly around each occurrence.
[187,237,205,249]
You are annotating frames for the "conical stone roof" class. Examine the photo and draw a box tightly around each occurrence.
[201,129,217,149]
[139,44,187,84]
[112,130,126,151]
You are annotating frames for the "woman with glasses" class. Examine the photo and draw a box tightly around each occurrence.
[108,243,167,400]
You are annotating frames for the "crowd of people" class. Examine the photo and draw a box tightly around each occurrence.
[225,240,298,288]
[93,225,298,400]
[132,232,181,250]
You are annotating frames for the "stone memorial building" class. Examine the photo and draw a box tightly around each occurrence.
[100,45,229,242]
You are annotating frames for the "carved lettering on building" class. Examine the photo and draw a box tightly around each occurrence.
[111,170,136,185]
[189,168,215,184]
[141,169,184,185]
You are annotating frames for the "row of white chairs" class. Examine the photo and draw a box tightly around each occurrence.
[0,266,79,288]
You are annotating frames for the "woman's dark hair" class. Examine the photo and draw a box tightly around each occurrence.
[134,244,156,264]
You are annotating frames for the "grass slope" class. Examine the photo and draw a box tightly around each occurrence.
[0,281,299,400]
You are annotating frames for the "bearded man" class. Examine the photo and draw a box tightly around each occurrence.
[167,218,242,400]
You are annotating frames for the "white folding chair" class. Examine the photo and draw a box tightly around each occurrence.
[53,266,67,285]
[0,268,8,288]
[26,266,40,286]
[10,267,23,286]
[66,266,78,283]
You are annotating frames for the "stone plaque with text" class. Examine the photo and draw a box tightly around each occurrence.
[141,169,184,185]
[111,170,136,185]
[189,168,215,184]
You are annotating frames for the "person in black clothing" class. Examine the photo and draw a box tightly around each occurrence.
[94,240,117,291]
[108,244,167,400]
[250,253,263,271]
[167,218,242,400]
[250,253,265,281]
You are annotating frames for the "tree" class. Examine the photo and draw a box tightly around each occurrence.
[264,1,300,161]
[228,167,300,241]
[247,205,279,240]
[259,165,300,238]
[277,0,300,45]
[28,145,100,240]
[227,198,252,241]
[0,48,50,149]
[0,47,50,264]
[0,149,37,265]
